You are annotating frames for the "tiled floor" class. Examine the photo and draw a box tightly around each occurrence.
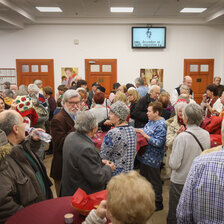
[44,155,169,224]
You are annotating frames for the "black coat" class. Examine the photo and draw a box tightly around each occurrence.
[132,93,154,128]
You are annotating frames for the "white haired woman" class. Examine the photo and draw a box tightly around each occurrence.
[61,111,115,196]
[165,101,188,178]
[100,101,137,176]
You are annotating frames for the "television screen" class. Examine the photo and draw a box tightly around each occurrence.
[132,27,166,48]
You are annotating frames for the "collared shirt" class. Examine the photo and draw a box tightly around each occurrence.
[177,148,224,223]
[136,86,148,97]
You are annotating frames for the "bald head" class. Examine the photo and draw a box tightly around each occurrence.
[183,76,192,88]
[0,110,21,136]
[149,85,161,100]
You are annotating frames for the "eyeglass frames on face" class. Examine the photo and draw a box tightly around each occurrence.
[67,101,81,106]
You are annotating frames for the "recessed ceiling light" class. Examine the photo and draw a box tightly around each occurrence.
[110,7,134,13]
[180,8,207,13]
[36,7,62,12]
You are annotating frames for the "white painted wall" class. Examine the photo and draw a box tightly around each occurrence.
[0,24,224,94]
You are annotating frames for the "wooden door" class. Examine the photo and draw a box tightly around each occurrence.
[85,59,117,97]
[16,59,54,94]
[184,59,214,104]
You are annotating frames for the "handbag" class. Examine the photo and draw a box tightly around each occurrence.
[185,131,204,151]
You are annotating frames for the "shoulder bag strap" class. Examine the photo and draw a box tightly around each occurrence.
[185,131,204,151]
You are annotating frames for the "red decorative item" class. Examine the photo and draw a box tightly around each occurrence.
[71,188,107,216]
[21,97,26,101]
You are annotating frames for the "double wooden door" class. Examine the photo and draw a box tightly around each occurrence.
[184,59,214,104]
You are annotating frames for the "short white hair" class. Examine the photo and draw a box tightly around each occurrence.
[28,84,39,93]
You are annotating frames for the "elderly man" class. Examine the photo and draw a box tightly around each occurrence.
[167,103,210,224]
[176,120,224,223]
[61,111,114,196]
[171,76,193,106]
[135,77,148,97]
[132,85,161,128]
[213,76,224,97]
[50,89,81,196]
[0,110,52,223]
[150,78,166,93]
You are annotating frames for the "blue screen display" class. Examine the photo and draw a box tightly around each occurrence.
[132,27,166,48]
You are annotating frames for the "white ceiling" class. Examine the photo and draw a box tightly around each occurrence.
[0,0,224,29]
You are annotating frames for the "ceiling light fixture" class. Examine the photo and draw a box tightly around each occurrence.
[36,7,62,12]
[110,7,134,13]
[180,8,207,13]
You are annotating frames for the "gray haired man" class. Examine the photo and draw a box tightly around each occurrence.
[50,89,81,196]
[0,110,52,223]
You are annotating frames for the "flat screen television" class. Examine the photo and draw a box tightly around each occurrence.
[132,27,166,48]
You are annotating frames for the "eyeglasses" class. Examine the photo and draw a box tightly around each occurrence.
[67,101,80,106]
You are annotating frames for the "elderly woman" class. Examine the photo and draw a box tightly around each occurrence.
[89,91,109,123]
[165,101,187,178]
[34,79,43,94]
[83,171,155,224]
[100,101,137,176]
[61,111,114,196]
[167,103,210,223]
[136,101,167,211]
[179,84,196,104]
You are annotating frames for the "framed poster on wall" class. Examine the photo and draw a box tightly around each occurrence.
[140,68,163,87]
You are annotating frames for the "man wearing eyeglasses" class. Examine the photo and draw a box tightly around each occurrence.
[50,89,81,196]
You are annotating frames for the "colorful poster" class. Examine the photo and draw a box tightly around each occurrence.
[140,69,163,87]
[61,67,78,87]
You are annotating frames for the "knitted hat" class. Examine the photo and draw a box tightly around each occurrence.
[110,101,129,121]
[15,95,38,127]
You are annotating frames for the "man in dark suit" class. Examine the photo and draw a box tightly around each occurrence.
[50,89,81,196]
[132,85,161,128]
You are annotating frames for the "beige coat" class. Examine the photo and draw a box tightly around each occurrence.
[165,116,181,176]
